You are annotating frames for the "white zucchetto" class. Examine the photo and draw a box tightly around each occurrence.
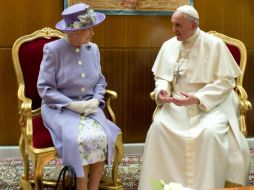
[176,5,199,20]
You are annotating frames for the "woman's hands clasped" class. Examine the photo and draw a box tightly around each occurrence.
[66,98,99,115]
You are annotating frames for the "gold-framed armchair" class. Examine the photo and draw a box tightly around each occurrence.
[12,27,124,190]
[207,31,252,135]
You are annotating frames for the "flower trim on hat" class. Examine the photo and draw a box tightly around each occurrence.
[68,8,96,29]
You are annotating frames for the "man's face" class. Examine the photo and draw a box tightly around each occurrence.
[171,11,196,41]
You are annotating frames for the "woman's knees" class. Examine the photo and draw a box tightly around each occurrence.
[89,161,105,178]
[81,162,105,183]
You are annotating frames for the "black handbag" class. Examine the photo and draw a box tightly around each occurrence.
[55,165,77,190]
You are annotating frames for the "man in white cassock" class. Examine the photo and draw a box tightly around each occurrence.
[138,5,250,190]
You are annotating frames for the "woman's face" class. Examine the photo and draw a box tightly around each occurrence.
[67,27,94,46]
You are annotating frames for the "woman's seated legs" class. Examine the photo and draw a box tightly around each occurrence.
[88,161,105,190]
[77,165,89,190]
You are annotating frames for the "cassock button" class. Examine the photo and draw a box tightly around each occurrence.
[80,73,86,78]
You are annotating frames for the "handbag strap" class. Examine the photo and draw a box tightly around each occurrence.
[55,165,77,190]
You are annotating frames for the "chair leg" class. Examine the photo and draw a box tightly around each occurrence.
[19,134,30,179]
[32,151,58,190]
[19,134,33,190]
[112,133,124,186]
[32,155,45,190]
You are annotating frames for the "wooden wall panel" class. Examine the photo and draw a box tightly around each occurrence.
[0,0,62,47]
[93,15,172,48]
[242,1,254,48]
[125,16,151,47]
[21,2,62,35]
[93,16,126,47]
[148,16,172,47]
[0,0,63,145]
[100,49,157,142]
[125,49,156,141]
[0,1,22,47]
[0,49,19,144]
[195,0,254,46]
[0,0,254,145]
[195,1,224,32]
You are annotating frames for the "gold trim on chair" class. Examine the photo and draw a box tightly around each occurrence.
[149,91,161,120]
[12,27,65,86]
[12,27,124,190]
[208,31,252,135]
[12,27,65,190]
[105,89,118,124]
[207,31,247,86]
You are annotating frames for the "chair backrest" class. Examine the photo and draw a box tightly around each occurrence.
[12,28,65,148]
[208,31,252,136]
[12,27,65,110]
[207,31,247,87]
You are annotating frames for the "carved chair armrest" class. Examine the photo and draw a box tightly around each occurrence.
[150,91,155,100]
[235,85,252,135]
[111,132,124,185]
[236,85,252,111]
[103,90,124,186]
[18,84,33,145]
[105,90,117,124]
[150,91,162,120]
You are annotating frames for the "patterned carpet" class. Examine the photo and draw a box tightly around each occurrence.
[1,151,254,190]
[0,153,142,190]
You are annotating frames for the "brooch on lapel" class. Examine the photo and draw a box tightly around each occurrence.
[86,45,91,50]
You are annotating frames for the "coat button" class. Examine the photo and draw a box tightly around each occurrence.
[80,73,86,78]
[80,87,85,92]
[77,60,83,65]
[75,48,80,53]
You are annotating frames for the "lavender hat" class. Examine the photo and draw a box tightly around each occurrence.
[55,3,105,32]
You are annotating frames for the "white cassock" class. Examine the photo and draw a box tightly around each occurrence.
[138,29,250,190]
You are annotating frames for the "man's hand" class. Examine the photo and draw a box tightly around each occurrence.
[172,92,200,106]
[158,90,174,103]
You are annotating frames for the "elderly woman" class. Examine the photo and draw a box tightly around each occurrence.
[37,3,121,190]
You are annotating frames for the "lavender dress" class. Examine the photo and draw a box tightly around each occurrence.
[37,38,120,177]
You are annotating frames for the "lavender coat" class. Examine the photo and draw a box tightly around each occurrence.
[37,39,120,177]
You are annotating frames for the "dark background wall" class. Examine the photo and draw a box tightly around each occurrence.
[0,0,253,145]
